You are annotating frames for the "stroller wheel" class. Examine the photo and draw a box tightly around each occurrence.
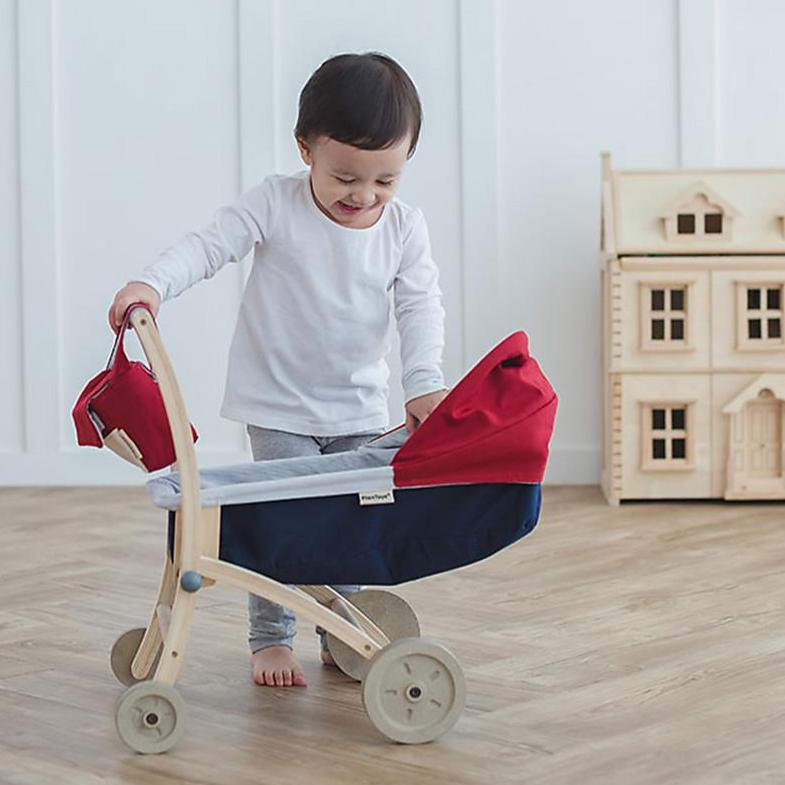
[326,589,420,681]
[110,628,161,686]
[362,637,465,744]
[115,681,187,754]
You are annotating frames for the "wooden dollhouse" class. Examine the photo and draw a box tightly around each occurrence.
[600,154,785,503]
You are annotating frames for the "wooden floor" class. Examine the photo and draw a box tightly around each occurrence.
[1,486,784,785]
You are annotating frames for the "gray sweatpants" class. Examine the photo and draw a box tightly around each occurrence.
[246,424,382,653]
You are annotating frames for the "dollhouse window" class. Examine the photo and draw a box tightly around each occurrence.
[661,185,736,242]
[640,284,690,350]
[737,283,785,350]
[704,213,723,234]
[677,214,695,234]
[641,403,693,470]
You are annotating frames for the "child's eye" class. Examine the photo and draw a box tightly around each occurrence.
[335,176,355,184]
[378,180,395,187]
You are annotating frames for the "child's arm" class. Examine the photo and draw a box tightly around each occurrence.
[394,209,447,430]
[108,178,277,331]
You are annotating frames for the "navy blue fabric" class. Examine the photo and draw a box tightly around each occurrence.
[168,484,541,585]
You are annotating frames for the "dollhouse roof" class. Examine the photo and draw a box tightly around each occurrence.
[722,374,785,414]
[658,181,740,219]
[602,159,785,255]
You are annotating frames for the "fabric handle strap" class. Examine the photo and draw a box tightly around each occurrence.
[106,302,155,371]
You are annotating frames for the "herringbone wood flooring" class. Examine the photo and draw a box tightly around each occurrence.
[0,486,783,784]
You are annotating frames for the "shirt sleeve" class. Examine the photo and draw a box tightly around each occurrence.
[130,177,278,302]
[394,208,446,403]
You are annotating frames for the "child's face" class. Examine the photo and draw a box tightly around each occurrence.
[297,135,411,228]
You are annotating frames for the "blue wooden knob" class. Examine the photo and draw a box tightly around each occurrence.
[180,571,202,593]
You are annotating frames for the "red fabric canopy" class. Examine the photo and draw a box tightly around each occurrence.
[392,331,557,487]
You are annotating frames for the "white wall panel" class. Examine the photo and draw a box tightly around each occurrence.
[4,0,785,485]
[677,0,717,167]
[716,0,785,166]
[273,0,465,418]
[56,0,245,462]
[17,0,60,460]
[497,0,680,482]
[0,0,23,454]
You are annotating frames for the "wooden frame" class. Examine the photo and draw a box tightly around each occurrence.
[125,306,387,686]
[639,401,696,472]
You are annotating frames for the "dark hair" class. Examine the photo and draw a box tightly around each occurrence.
[295,53,422,158]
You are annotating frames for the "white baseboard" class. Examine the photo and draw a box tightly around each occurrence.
[0,450,251,486]
[1,444,601,487]
[544,445,601,485]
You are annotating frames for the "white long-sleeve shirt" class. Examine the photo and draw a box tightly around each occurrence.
[133,171,445,436]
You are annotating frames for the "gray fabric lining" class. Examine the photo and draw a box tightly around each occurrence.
[146,426,408,509]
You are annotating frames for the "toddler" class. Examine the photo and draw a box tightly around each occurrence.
[109,52,447,687]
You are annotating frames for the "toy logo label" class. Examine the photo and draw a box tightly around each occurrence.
[359,490,395,505]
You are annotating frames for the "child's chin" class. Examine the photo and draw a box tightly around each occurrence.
[334,209,363,223]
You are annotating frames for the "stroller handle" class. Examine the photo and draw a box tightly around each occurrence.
[128,305,202,570]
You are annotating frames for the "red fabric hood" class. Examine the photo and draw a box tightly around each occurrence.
[392,331,557,487]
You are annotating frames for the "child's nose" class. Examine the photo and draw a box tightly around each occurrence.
[353,187,377,206]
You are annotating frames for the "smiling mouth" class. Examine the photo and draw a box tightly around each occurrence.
[336,200,371,214]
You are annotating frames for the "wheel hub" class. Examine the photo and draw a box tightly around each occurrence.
[362,637,466,744]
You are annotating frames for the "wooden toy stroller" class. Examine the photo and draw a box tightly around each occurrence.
[77,306,556,753]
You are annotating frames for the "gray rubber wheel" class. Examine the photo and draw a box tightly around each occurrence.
[115,681,186,754]
[326,589,420,681]
[362,637,465,744]
[110,628,161,686]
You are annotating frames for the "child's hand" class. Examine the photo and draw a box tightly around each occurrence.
[405,389,448,432]
[108,282,161,333]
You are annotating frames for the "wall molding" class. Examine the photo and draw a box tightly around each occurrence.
[17,0,62,453]
[0,446,597,486]
[458,0,500,367]
[545,445,601,486]
[3,1,627,489]
[237,0,279,192]
[677,0,717,166]
[0,450,251,486]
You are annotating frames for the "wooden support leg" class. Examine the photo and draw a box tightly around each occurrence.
[152,587,197,685]
[201,558,382,660]
[298,585,390,648]
[131,545,177,681]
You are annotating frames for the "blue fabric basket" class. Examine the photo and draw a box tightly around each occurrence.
[168,482,541,586]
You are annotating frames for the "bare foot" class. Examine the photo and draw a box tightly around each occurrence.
[320,647,336,666]
[250,645,307,687]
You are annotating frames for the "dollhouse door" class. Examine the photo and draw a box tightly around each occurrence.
[743,391,782,486]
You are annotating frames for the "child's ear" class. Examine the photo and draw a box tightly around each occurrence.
[295,135,312,166]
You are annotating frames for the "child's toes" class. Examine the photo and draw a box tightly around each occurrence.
[292,669,307,687]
